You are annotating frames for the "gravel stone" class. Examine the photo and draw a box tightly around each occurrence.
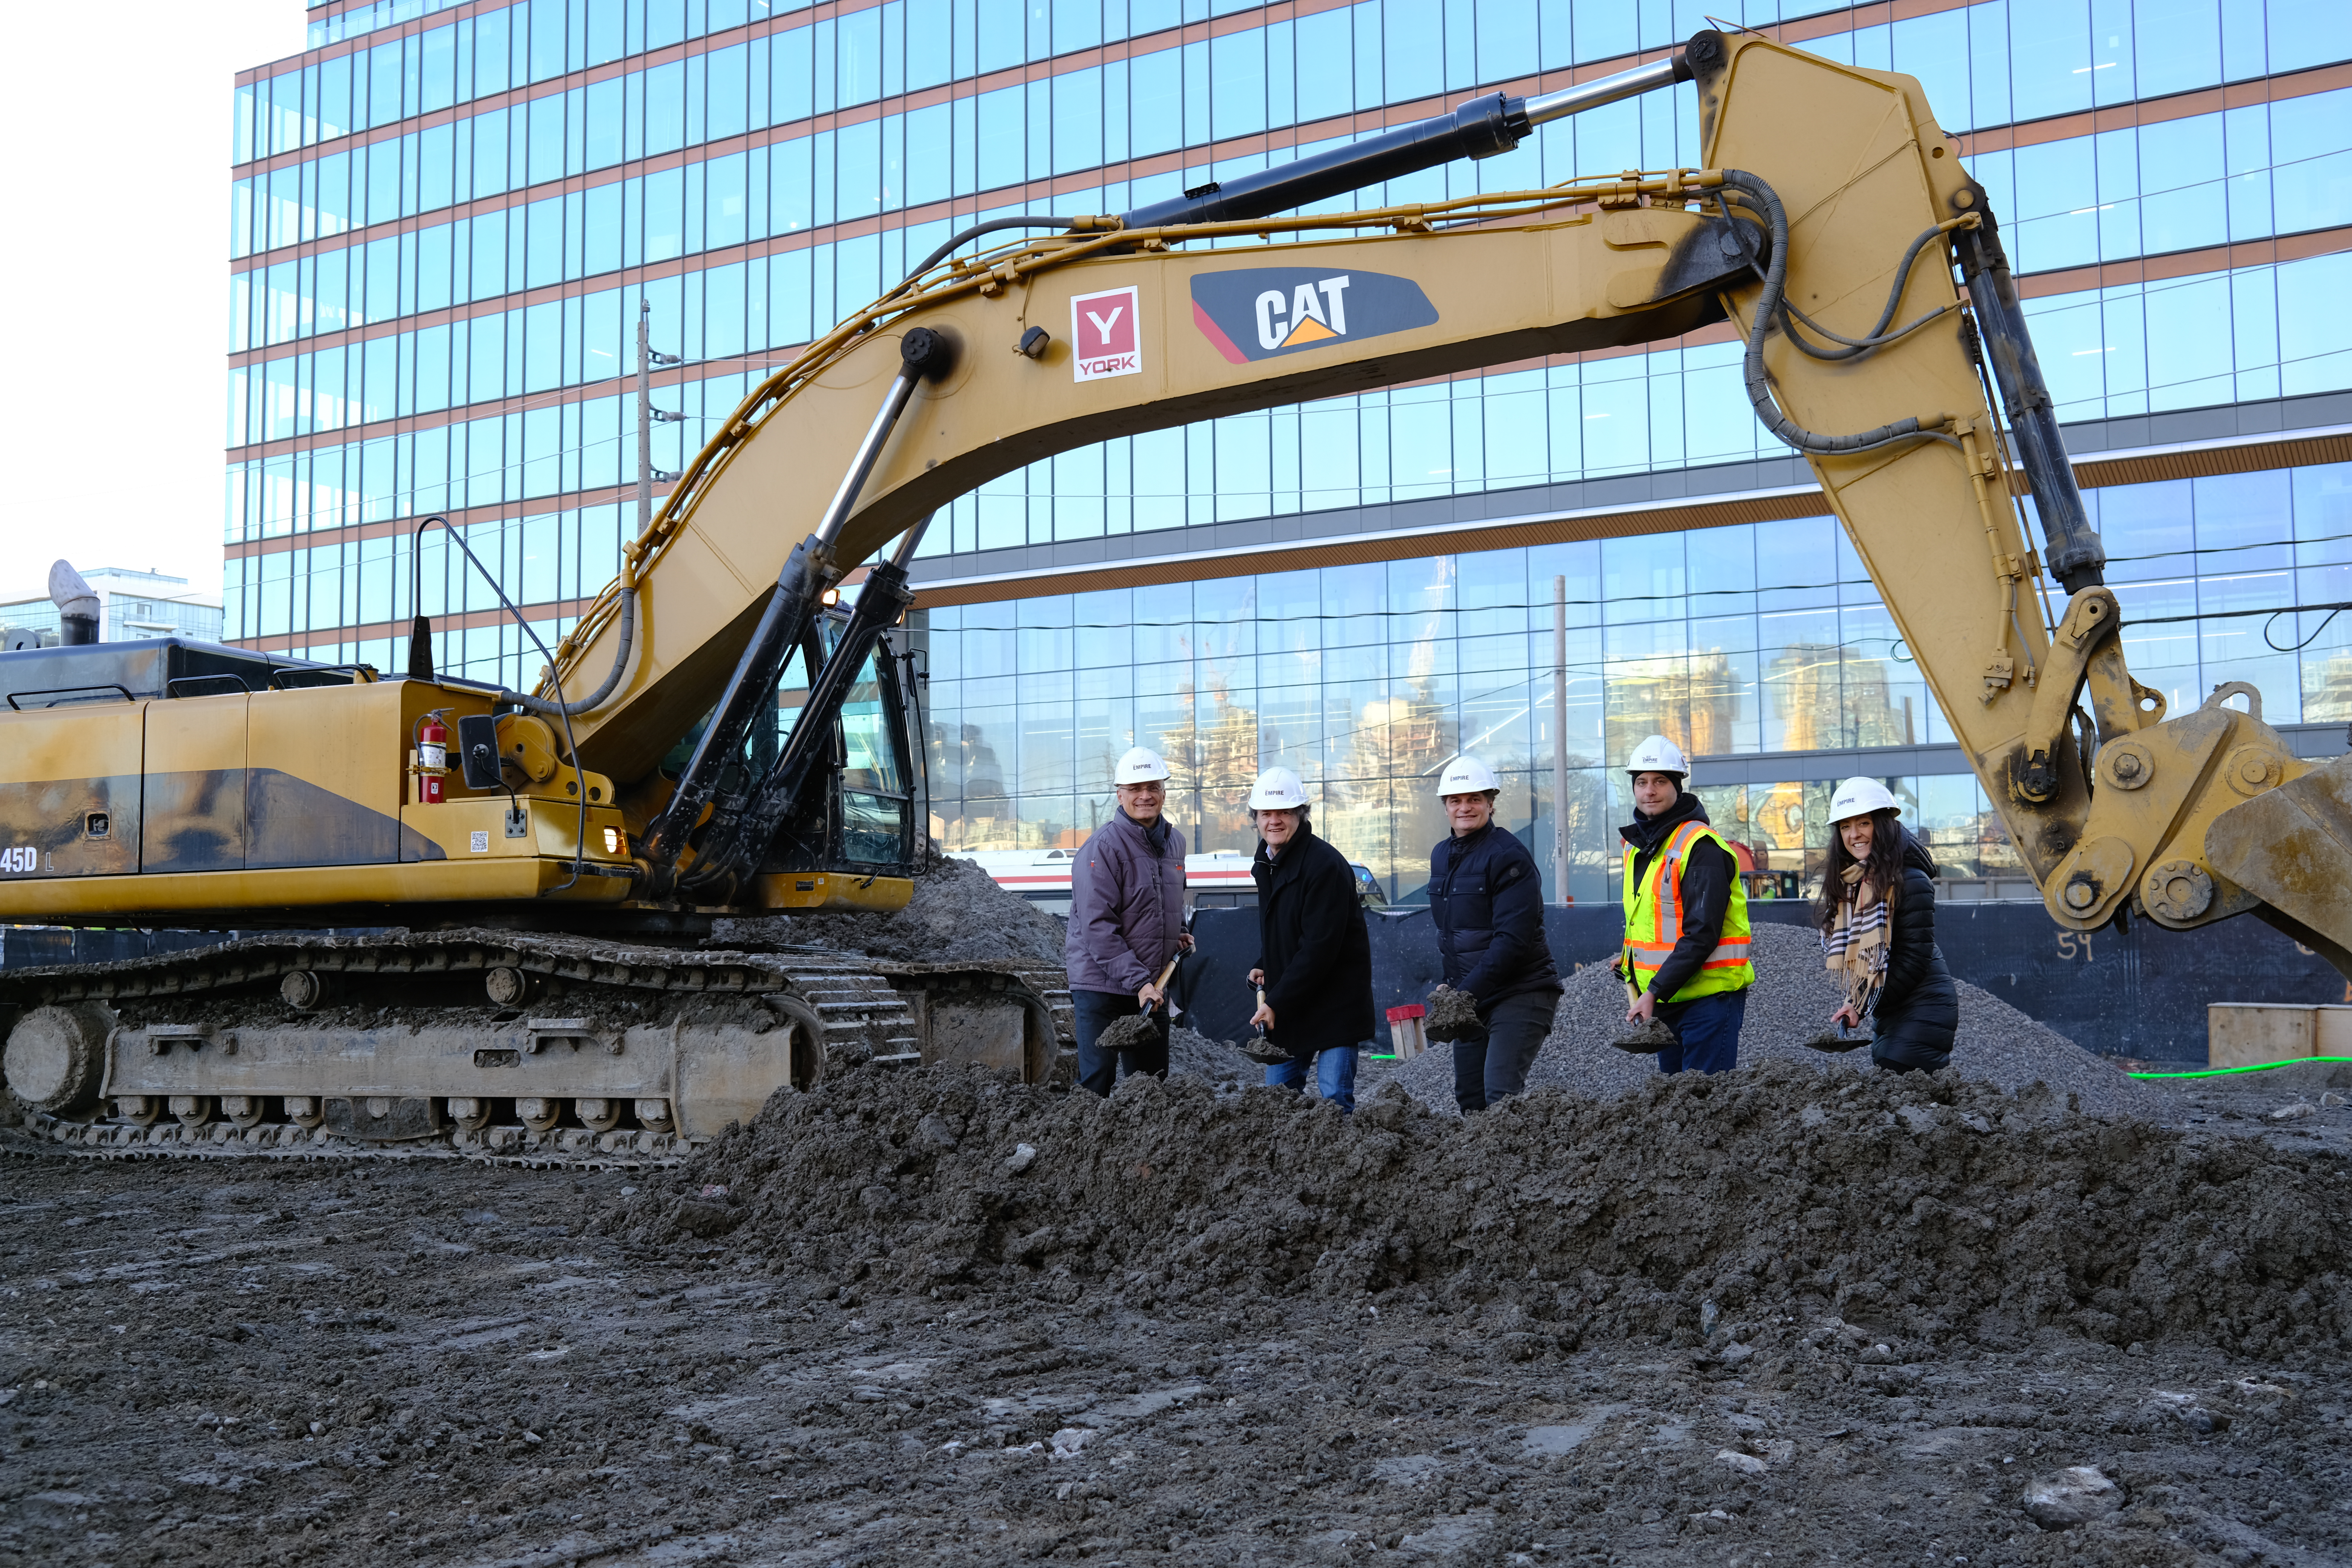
[2023,1465,2122,1528]
[1380,922,2169,1120]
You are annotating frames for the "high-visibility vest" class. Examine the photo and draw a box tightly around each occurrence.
[1620,819,1754,1001]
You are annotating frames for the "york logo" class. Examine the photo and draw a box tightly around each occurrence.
[1190,268,1439,365]
[1070,285,1142,382]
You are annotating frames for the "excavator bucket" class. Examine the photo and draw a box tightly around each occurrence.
[2204,752,2352,980]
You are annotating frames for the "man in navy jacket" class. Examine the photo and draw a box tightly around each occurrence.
[1428,754,1563,1113]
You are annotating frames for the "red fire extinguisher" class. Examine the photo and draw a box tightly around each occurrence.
[417,712,449,804]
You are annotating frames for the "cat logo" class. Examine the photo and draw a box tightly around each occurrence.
[1190,268,1439,364]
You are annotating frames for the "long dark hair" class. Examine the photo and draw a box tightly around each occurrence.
[1816,807,1905,932]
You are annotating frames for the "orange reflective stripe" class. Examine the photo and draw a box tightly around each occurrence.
[1651,822,1715,945]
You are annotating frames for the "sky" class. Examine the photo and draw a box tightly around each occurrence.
[0,2,306,606]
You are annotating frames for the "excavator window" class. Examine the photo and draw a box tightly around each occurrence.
[837,645,912,868]
[838,657,899,796]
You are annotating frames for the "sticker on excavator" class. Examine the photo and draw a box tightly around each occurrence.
[1070,285,1141,382]
[1190,268,1438,364]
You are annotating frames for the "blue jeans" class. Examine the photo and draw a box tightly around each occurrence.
[1072,988,1168,1098]
[1655,988,1747,1075]
[1266,1047,1358,1112]
[1450,990,1560,1113]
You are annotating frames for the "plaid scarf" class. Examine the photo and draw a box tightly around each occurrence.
[1821,861,1890,1018]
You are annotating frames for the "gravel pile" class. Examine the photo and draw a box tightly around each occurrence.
[708,850,1067,966]
[616,1058,2352,1355]
[1386,922,2168,1120]
[1167,1024,1259,1086]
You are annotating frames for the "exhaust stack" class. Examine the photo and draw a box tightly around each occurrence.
[49,560,98,646]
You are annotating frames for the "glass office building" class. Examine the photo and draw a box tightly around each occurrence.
[230,0,2352,899]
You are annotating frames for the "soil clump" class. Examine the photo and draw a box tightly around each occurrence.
[1097,1008,1164,1055]
[1421,985,1482,1043]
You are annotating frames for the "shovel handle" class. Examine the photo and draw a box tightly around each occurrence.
[1136,952,1181,1019]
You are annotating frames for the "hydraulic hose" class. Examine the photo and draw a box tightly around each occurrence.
[530,570,637,718]
[1715,169,1959,458]
[896,217,1080,292]
[1770,216,1972,362]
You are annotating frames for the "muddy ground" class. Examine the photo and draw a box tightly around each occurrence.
[4,1061,2349,1568]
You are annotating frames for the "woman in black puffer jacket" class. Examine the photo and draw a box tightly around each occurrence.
[1817,778,1958,1073]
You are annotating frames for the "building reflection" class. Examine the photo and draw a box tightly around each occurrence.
[920,465,2352,902]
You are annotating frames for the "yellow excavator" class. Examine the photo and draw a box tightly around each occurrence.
[7,31,2346,1156]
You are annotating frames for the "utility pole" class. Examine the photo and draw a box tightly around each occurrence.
[637,298,683,533]
[636,299,654,534]
[1552,574,1569,905]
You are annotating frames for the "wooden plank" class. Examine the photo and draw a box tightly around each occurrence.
[2208,1004,2317,1068]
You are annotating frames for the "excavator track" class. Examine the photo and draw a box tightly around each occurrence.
[1,930,1055,1168]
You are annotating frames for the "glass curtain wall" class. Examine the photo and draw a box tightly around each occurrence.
[228,0,2352,732]
[921,461,2352,901]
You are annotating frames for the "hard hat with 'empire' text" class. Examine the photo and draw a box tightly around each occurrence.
[1625,734,1690,778]
[1247,767,1309,811]
[1828,776,1901,824]
[1434,754,1502,796]
[1113,746,1171,784]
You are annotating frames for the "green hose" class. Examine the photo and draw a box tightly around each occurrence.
[2127,1057,2352,1079]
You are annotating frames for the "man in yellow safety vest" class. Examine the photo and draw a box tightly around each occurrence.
[1618,735,1755,1073]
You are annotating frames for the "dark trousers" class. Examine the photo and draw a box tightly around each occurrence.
[1451,990,1560,1113]
[1654,988,1747,1074]
[1072,988,1168,1097]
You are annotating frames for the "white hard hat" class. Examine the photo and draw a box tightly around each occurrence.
[1828,776,1900,824]
[1113,746,1170,785]
[1247,766,1309,811]
[1435,754,1501,796]
[1625,734,1689,777]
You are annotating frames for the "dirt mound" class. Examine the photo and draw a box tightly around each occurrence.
[710,851,1066,966]
[614,1059,2351,1358]
[1388,922,2167,1119]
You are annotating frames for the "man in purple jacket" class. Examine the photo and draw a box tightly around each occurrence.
[1066,746,1193,1096]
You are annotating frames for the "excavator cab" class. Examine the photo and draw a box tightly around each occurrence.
[758,606,923,897]
[648,600,925,911]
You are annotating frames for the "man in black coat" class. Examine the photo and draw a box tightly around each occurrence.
[1429,754,1563,1112]
[1245,767,1374,1111]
